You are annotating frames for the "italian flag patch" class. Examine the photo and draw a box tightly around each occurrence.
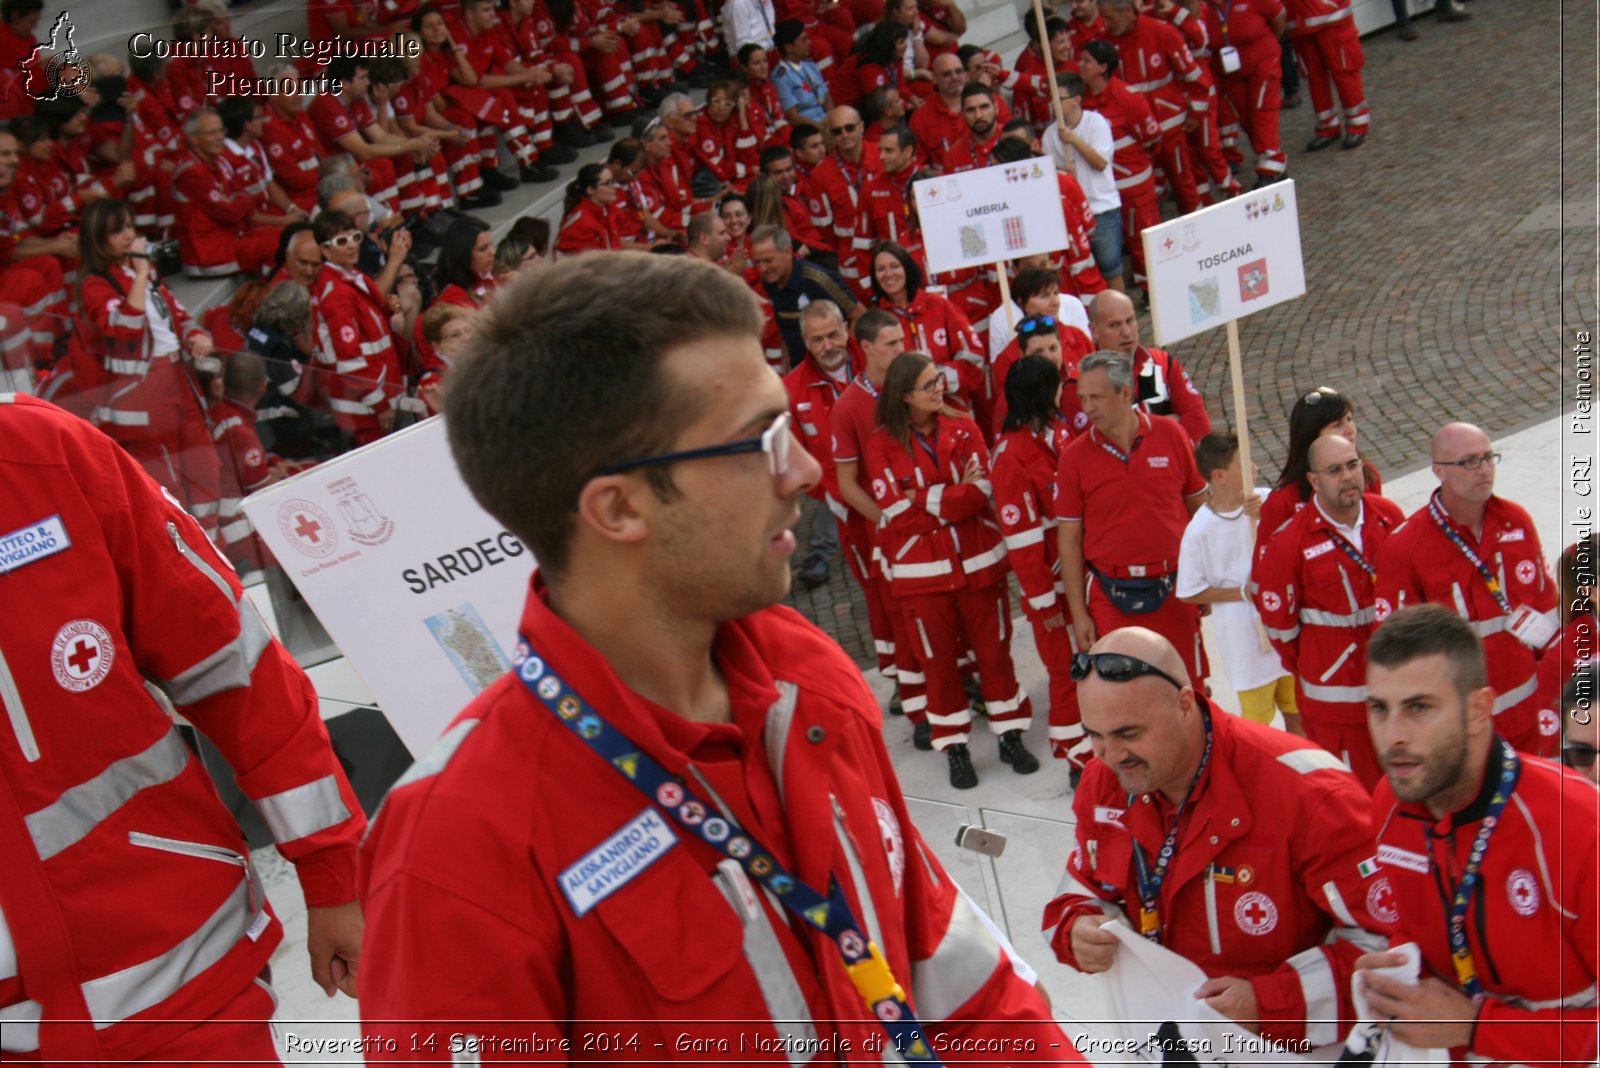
[1357,857,1379,878]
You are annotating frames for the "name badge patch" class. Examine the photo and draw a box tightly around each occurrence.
[1498,528,1526,543]
[1377,844,1430,874]
[1303,540,1335,560]
[559,808,678,916]
[1093,805,1126,826]
[0,515,70,574]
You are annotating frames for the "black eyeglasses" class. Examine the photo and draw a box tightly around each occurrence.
[1017,315,1056,335]
[829,121,860,136]
[1435,452,1501,472]
[1303,386,1340,405]
[1070,652,1184,690]
[593,412,793,479]
[1563,743,1600,769]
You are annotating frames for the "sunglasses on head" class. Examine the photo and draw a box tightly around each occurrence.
[1564,742,1600,769]
[1070,652,1184,690]
[1303,386,1340,406]
[1017,315,1056,335]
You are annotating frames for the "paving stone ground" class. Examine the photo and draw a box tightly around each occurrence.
[785,0,1599,663]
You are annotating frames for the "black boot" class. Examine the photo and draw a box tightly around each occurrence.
[998,730,1040,774]
[481,168,519,191]
[912,720,932,751]
[946,744,978,789]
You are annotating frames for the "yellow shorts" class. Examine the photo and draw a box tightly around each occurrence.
[1237,675,1298,725]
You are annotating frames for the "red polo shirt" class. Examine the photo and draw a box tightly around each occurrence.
[829,375,882,489]
[1055,410,1206,571]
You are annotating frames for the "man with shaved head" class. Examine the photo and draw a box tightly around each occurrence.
[1375,422,1560,757]
[1089,289,1212,442]
[1252,433,1405,789]
[911,52,981,169]
[809,105,883,293]
[1043,627,1390,1046]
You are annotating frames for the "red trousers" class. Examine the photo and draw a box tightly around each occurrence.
[1085,574,1205,684]
[1120,179,1161,285]
[1030,613,1087,764]
[1153,131,1202,214]
[1221,62,1286,178]
[900,583,1031,750]
[1292,22,1369,138]
[841,512,896,676]
[1186,107,1235,201]
[1301,713,1383,794]
[547,50,606,127]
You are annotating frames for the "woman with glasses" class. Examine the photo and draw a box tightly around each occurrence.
[991,312,1092,440]
[55,198,223,535]
[867,352,1038,788]
[692,80,760,189]
[307,208,405,445]
[868,240,989,435]
[556,163,623,256]
[991,354,1088,774]
[1260,385,1383,541]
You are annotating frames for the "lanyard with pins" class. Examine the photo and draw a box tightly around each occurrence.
[1427,494,1512,615]
[512,637,944,1062]
[1427,739,1519,999]
[855,371,881,399]
[1322,528,1375,579]
[1129,708,1214,942]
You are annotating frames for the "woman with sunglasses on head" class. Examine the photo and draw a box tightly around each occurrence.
[990,312,1092,443]
[555,163,624,256]
[867,352,1039,789]
[55,198,222,536]
[1259,385,1384,542]
[307,208,405,445]
[987,264,1092,367]
[991,353,1089,776]
[869,240,990,436]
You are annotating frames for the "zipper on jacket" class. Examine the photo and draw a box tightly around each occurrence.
[129,831,257,912]
[1204,866,1222,956]
[166,521,233,601]
[0,642,39,762]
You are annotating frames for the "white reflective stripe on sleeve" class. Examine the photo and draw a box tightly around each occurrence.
[909,888,1003,1021]
[108,309,146,330]
[1492,674,1538,715]
[1276,747,1350,775]
[1502,984,1599,1012]
[1300,681,1367,704]
[1286,945,1339,1047]
[325,397,377,415]
[0,999,40,1052]
[894,559,954,579]
[27,728,192,861]
[91,406,151,426]
[383,718,482,796]
[1003,526,1044,550]
[1321,879,1357,928]
[926,483,944,519]
[156,603,273,706]
[962,544,1006,573]
[332,356,368,374]
[1264,623,1301,642]
[1028,590,1057,611]
[881,498,910,521]
[254,774,353,846]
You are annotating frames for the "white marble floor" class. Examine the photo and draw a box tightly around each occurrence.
[250,414,1572,1062]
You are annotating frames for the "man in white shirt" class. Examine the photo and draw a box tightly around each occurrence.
[1044,74,1124,292]
[722,0,776,59]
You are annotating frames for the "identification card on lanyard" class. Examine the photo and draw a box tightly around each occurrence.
[510,637,946,1063]
[1130,709,1214,941]
[1432,739,1520,1000]
[1427,494,1511,615]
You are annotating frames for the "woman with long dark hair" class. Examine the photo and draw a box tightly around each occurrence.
[866,351,1037,788]
[991,353,1085,772]
[55,198,221,533]
[868,240,989,433]
[1259,385,1384,539]
[412,215,495,386]
[555,163,623,255]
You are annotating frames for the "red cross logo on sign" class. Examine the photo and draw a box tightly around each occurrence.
[277,499,338,559]
[1506,869,1541,916]
[1233,890,1278,936]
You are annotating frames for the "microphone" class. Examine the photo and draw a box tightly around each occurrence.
[125,251,151,260]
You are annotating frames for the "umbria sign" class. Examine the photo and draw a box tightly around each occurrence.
[913,156,1071,275]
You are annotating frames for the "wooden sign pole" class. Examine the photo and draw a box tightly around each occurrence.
[1029,0,1070,138]
[1225,317,1272,652]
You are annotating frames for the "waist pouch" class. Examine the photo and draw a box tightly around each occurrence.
[1091,568,1174,615]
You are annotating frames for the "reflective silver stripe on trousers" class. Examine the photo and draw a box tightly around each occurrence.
[1286,945,1339,1047]
[255,774,352,846]
[27,728,192,861]
[909,890,1002,1020]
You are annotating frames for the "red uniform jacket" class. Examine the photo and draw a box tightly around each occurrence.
[1371,740,1599,1066]
[1106,14,1208,139]
[1251,493,1405,724]
[1082,77,1162,194]
[555,197,623,255]
[692,111,760,186]
[358,578,1075,1059]
[1044,703,1392,1046]
[990,330,1095,435]
[1375,492,1560,754]
[880,291,987,431]
[866,414,1009,595]
[809,144,883,287]
[12,155,76,236]
[1283,0,1352,37]
[641,154,694,230]
[259,105,324,211]
[783,355,856,510]
[211,394,271,571]
[1133,345,1211,442]
[991,419,1072,620]
[309,261,403,434]
[943,127,1002,173]
[170,150,262,277]
[0,396,363,1062]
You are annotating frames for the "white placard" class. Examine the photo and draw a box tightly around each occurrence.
[1142,179,1307,347]
[913,156,1071,275]
[242,417,535,757]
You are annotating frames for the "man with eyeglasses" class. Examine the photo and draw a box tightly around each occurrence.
[358,252,1078,1059]
[171,108,299,279]
[810,105,883,294]
[1043,627,1390,1047]
[910,53,976,170]
[1375,422,1560,758]
[1252,434,1404,790]
[1358,605,1597,1064]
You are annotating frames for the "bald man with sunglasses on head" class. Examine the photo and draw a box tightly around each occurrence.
[1043,627,1391,1049]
